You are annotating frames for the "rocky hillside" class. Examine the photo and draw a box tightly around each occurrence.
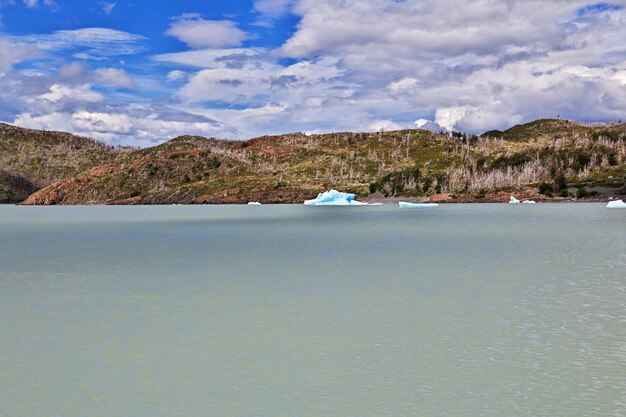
[0,123,132,202]
[23,130,451,204]
[20,119,626,205]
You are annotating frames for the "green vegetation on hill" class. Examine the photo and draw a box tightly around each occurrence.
[0,123,135,203]
[0,119,624,205]
[0,122,131,185]
[481,119,593,141]
[23,130,456,204]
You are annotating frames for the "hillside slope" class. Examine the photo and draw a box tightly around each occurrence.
[23,130,453,204]
[0,123,132,202]
[0,169,38,204]
[22,119,626,205]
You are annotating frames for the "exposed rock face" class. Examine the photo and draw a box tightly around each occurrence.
[23,164,124,205]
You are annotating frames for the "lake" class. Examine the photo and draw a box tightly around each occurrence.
[1,204,624,416]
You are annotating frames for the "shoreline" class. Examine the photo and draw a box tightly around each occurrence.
[5,196,622,207]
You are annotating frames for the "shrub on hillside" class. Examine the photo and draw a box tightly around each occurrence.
[539,181,554,195]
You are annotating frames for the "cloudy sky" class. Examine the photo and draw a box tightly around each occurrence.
[1,0,625,145]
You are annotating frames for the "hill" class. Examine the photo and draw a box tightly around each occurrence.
[21,119,626,205]
[0,123,132,202]
[480,119,590,141]
[0,118,618,205]
[22,130,452,204]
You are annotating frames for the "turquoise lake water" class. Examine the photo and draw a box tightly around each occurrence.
[0,204,625,416]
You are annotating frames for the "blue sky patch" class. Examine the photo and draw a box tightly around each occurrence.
[577,2,624,16]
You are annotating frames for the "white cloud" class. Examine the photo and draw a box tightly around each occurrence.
[254,0,293,17]
[166,15,250,49]
[13,28,146,58]
[173,54,347,109]
[434,107,470,132]
[39,84,103,103]
[93,68,135,88]
[0,37,38,70]
[415,119,447,133]
[56,61,135,88]
[369,119,401,131]
[387,77,419,95]
[102,2,115,14]
[166,70,187,82]
[57,61,89,79]
[177,65,275,104]
[14,106,233,146]
[253,0,294,26]
[22,0,56,8]
[612,70,626,85]
[281,0,589,59]
[13,111,74,133]
[264,0,626,132]
[154,47,267,68]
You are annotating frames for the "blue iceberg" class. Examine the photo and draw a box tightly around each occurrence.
[509,196,521,204]
[304,190,369,206]
[607,199,626,209]
[399,202,439,208]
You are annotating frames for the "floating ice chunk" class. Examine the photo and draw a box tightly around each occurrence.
[346,199,368,206]
[248,202,262,205]
[607,199,626,208]
[304,189,369,206]
[522,200,537,204]
[509,196,521,204]
[399,202,439,208]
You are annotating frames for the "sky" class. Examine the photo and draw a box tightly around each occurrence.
[0,0,625,145]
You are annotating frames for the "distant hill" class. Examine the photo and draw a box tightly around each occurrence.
[0,123,132,203]
[1,119,624,205]
[23,130,453,204]
[480,119,608,141]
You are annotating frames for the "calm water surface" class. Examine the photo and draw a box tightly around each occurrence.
[0,204,625,417]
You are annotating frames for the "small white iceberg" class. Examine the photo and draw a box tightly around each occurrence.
[607,199,626,209]
[522,200,537,204]
[509,196,521,204]
[304,189,370,206]
[399,202,439,209]
[247,202,262,205]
